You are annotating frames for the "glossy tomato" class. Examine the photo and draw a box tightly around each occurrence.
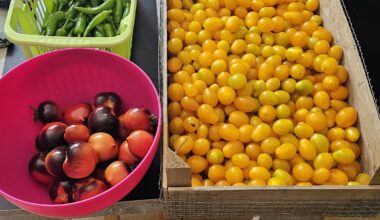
[126,130,154,159]
[63,103,92,125]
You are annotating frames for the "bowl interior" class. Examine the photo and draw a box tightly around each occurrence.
[0,49,160,204]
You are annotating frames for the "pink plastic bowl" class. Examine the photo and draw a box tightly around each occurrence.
[0,48,161,218]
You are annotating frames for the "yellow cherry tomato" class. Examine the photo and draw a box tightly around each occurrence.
[272,119,294,136]
[328,169,348,185]
[232,153,250,168]
[207,148,224,165]
[275,143,296,160]
[225,166,244,184]
[293,163,314,182]
[252,123,272,142]
[336,107,358,128]
[174,135,194,155]
[249,166,271,182]
[208,164,226,182]
[245,143,262,160]
[223,141,244,158]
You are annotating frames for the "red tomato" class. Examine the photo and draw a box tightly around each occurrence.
[64,103,92,125]
[126,130,154,158]
[121,108,153,133]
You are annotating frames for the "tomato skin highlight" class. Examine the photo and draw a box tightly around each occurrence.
[64,103,92,125]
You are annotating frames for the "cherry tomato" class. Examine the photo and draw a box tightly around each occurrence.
[33,100,63,124]
[72,177,108,202]
[92,92,122,115]
[49,179,72,204]
[126,130,154,159]
[28,153,54,185]
[63,142,98,179]
[105,161,130,186]
[64,124,90,144]
[88,132,119,162]
[121,108,156,134]
[63,103,92,125]
[39,122,67,152]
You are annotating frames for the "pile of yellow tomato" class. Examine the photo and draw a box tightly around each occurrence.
[166,0,371,187]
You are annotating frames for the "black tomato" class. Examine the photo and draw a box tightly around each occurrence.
[72,177,108,202]
[33,100,63,124]
[49,179,73,204]
[28,153,54,185]
[45,146,67,177]
[39,122,67,152]
[92,92,122,115]
[88,106,119,137]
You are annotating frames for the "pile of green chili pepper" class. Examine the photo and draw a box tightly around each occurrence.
[41,0,131,37]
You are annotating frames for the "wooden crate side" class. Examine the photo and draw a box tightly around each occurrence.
[159,0,192,189]
[319,0,380,184]
[164,186,380,218]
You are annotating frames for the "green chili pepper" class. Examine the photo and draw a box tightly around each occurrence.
[103,23,115,37]
[95,24,105,33]
[55,26,67,36]
[58,0,70,11]
[74,0,115,15]
[45,11,66,36]
[68,27,75,37]
[91,0,101,7]
[106,16,117,30]
[83,10,112,37]
[55,1,80,36]
[66,1,80,18]
[94,29,105,37]
[78,0,87,5]
[52,0,60,12]
[114,0,123,26]
[73,13,87,37]
[122,0,131,19]
[66,20,76,31]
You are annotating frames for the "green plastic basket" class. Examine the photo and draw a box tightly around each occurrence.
[4,0,137,59]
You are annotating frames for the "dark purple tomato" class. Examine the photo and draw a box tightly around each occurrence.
[92,92,122,115]
[39,122,67,152]
[28,153,54,185]
[49,179,73,204]
[72,177,108,202]
[63,103,92,125]
[33,100,63,124]
[63,142,98,179]
[35,135,44,152]
[88,106,119,137]
[45,146,67,177]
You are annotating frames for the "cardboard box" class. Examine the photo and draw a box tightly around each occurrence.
[158,0,380,218]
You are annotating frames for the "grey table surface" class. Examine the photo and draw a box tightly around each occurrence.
[0,0,162,218]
